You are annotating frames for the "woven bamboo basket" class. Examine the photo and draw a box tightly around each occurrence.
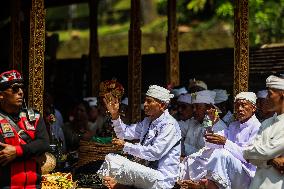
[77,140,122,167]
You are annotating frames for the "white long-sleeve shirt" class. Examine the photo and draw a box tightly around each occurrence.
[112,109,181,188]
[243,113,284,189]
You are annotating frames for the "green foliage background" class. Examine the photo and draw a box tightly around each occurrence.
[46,0,284,58]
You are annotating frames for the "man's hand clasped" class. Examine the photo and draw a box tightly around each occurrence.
[204,133,227,145]
[268,156,284,174]
[112,138,125,148]
[0,142,17,166]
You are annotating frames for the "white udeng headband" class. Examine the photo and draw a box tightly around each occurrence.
[235,92,257,105]
[266,75,284,90]
[146,85,174,103]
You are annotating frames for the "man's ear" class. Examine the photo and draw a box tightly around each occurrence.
[281,92,284,100]
[0,92,4,100]
[252,104,257,113]
[160,102,167,111]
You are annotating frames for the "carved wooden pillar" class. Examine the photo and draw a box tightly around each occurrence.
[128,0,141,122]
[89,0,100,96]
[166,0,179,86]
[10,0,23,72]
[233,0,249,97]
[28,0,45,114]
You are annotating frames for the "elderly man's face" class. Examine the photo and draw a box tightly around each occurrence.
[0,83,24,109]
[267,88,284,112]
[144,96,165,118]
[193,103,208,123]
[234,99,256,123]
[177,102,193,121]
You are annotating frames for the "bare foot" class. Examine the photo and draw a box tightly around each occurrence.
[177,178,219,189]
[103,176,117,189]
[205,179,218,189]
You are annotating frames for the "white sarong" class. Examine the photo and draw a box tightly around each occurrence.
[97,153,165,189]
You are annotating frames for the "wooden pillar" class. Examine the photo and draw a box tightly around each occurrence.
[233,0,249,97]
[89,0,100,96]
[10,0,23,72]
[28,0,45,114]
[128,0,141,122]
[166,0,179,86]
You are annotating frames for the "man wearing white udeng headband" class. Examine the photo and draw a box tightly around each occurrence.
[98,85,181,189]
[244,75,284,189]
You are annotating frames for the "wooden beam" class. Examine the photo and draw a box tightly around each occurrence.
[10,0,23,72]
[128,0,141,123]
[89,0,100,97]
[45,0,88,8]
[166,0,179,87]
[233,0,249,97]
[28,0,45,114]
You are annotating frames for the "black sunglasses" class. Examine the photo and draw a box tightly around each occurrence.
[10,83,25,93]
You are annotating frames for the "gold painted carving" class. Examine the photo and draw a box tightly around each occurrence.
[234,0,249,97]
[28,0,45,114]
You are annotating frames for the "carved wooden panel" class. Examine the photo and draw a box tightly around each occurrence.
[234,0,249,97]
[28,0,45,114]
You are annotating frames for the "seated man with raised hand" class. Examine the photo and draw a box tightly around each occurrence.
[98,85,181,189]
[178,92,261,189]
[183,90,227,156]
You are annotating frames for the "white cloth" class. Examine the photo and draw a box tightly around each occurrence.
[146,85,174,103]
[182,149,252,189]
[83,97,98,106]
[235,92,257,105]
[177,93,192,104]
[213,89,229,104]
[243,113,284,189]
[178,119,198,156]
[51,109,66,152]
[181,115,260,189]
[183,119,226,156]
[222,111,234,126]
[109,109,181,188]
[256,90,268,99]
[178,119,194,138]
[266,75,284,90]
[121,97,128,105]
[189,79,208,90]
[98,153,164,189]
[191,90,216,105]
[172,87,188,97]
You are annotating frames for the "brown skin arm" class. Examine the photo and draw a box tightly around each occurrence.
[204,133,227,145]
[0,142,17,166]
[268,156,284,174]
